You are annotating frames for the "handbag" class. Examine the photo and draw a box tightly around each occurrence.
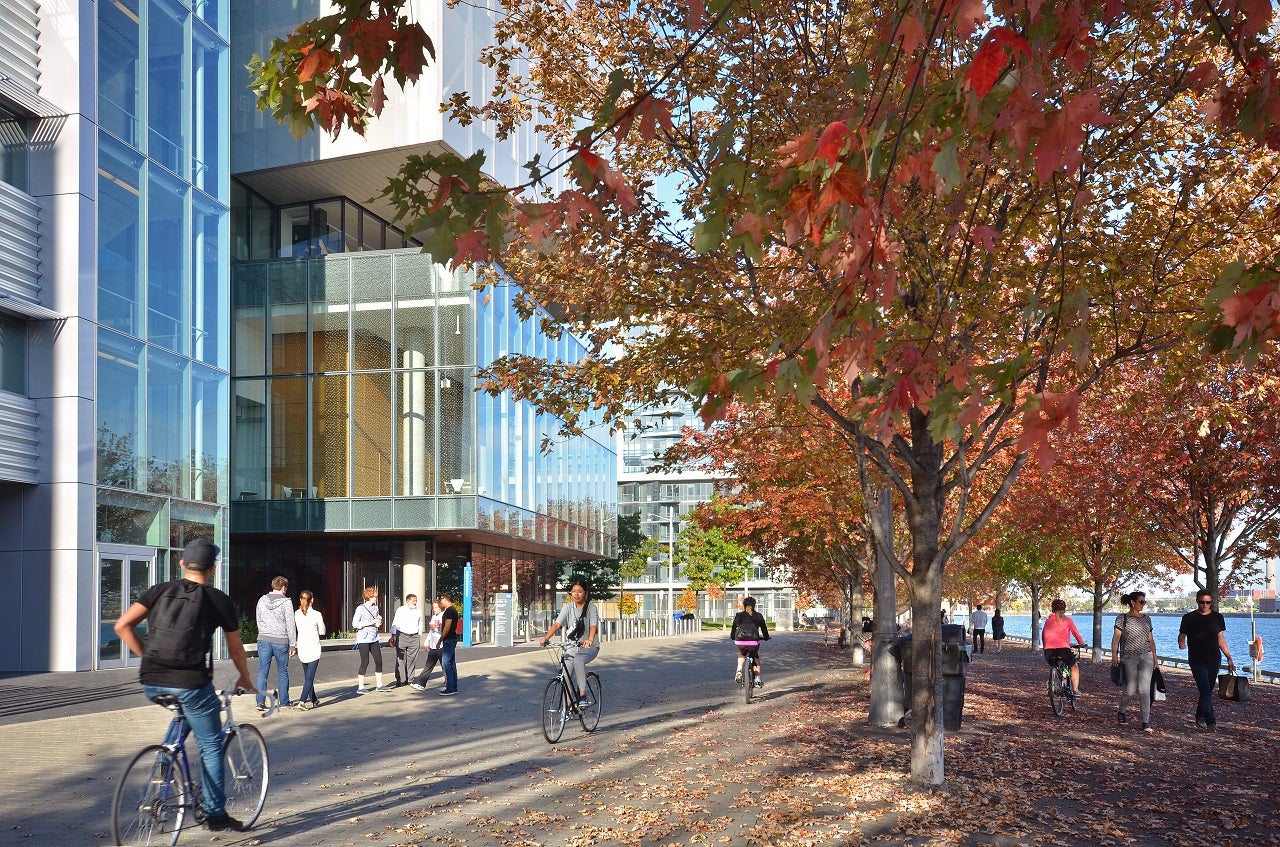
[1110,664,1125,686]
[1219,673,1250,702]
[388,634,398,649]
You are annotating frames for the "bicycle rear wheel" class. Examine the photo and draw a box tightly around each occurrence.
[112,745,186,847]
[541,678,568,743]
[578,672,603,732]
[222,724,269,827]
[1048,666,1065,716]
[743,659,755,704]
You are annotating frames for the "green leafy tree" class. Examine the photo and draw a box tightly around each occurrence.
[559,512,645,599]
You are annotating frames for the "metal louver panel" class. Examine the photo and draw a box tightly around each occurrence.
[0,0,41,93]
[0,181,45,313]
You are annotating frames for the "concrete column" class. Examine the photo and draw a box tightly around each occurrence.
[404,541,427,630]
[399,331,429,495]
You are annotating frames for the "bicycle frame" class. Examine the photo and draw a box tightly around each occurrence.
[159,690,275,814]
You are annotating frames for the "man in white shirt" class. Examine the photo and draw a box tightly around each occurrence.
[970,605,990,654]
[391,594,423,687]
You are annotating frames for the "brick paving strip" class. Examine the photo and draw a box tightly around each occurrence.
[1,634,1276,846]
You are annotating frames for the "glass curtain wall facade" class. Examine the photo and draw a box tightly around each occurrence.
[93,0,231,667]
[229,250,615,635]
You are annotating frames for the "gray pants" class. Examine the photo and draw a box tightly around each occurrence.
[1119,652,1155,723]
[394,632,421,684]
[566,643,600,695]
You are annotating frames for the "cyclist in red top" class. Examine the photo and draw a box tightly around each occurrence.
[1042,598,1086,696]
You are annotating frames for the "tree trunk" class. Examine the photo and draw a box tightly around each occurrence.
[905,411,946,786]
[1090,579,1106,663]
[868,488,904,727]
[1030,583,1043,649]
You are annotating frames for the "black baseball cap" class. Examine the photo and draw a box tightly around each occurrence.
[182,538,220,571]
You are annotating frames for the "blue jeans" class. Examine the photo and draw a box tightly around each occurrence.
[299,659,320,705]
[142,683,226,817]
[1189,662,1219,726]
[440,639,458,692]
[256,641,291,707]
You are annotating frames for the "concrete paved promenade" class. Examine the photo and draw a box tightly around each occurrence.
[2,633,1277,846]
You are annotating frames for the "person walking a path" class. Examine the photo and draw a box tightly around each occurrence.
[1178,590,1235,731]
[1112,590,1159,732]
[991,607,1005,652]
[255,576,296,709]
[294,589,325,709]
[970,605,989,654]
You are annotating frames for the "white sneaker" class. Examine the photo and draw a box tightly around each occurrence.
[735,672,743,684]
[409,683,426,691]
[356,687,369,694]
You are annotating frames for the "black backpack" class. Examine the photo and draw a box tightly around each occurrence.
[143,582,212,669]
[568,603,591,641]
[733,613,761,641]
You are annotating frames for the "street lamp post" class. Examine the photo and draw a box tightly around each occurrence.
[647,508,677,623]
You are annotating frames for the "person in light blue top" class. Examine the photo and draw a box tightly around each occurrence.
[539,579,600,708]
[352,586,388,693]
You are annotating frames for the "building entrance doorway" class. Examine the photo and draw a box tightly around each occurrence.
[97,545,158,668]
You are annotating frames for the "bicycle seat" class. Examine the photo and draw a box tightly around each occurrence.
[150,694,182,711]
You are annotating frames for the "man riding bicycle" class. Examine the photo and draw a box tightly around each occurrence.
[730,597,770,688]
[113,538,257,833]
[1041,598,1086,696]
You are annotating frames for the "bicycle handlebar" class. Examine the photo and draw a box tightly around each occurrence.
[220,688,277,719]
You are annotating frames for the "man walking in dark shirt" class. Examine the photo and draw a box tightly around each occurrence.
[1178,590,1235,731]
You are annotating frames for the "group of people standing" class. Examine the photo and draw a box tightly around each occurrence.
[252,579,463,708]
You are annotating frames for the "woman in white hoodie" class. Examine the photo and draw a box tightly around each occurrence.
[294,590,326,709]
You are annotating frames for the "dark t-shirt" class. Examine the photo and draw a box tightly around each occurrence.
[1179,610,1226,667]
[137,579,239,689]
[440,605,461,641]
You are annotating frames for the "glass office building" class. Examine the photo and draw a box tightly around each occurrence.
[228,243,616,637]
[0,0,231,671]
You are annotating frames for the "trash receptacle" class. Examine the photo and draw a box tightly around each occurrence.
[894,634,914,705]
[941,640,969,730]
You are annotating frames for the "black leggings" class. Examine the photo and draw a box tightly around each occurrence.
[358,642,383,674]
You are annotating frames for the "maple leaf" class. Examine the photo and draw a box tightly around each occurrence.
[951,0,988,40]
[451,230,489,266]
[297,47,336,84]
[965,26,1029,98]
[815,121,853,166]
[390,23,434,84]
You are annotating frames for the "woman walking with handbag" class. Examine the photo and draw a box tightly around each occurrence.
[1111,590,1159,732]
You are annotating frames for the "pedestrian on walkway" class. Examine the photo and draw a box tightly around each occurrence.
[971,604,989,654]
[410,599,445,691]
[353,586,389,693]
[991,607,1005,652]
[391,594,423,686]
[1178,590,1235,731]
[255,576,296,709]
[437,592,461,695]
[112,538,256,833]
[295,589,325,709]
[1112,590,1159,732]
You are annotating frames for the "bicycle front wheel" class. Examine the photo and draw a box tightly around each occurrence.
[112,745,186,847]
[541,679,568,743]
[1048,667,1065,717]
[222,724,269,827]
[578,672,603,732]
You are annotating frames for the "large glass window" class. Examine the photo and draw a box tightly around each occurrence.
[192,192,227,367]
[99,0,142,146]
[191,21,225,194]
[148,0,188,174]
[147,167,188,352]
[311,261,348,372]
[147,347,186,495]
[97,330,145,489]
[0,313,27,394]
[269,262,308,373]
[353,372,392,495]
[0,106,31,192]
[270,376,308,498]
[396,370,435,496]
[313,374,347,497]
[98,135,145,337]
[191,362,228,502]
[233,262,266,376]
[234,378,267,499]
